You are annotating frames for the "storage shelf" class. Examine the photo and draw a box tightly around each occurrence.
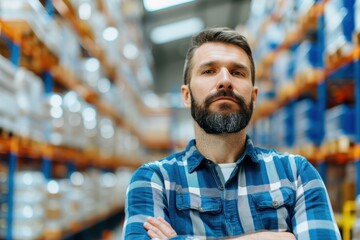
[50,65,140,138]
[39,206,124,240]
[254,46,358,122]
[1,17,172,151]
[44,205,124,240]
[0,1,167,240]
[249,2,359,238]
[0,132,143,170]
[52,0,116,80]
[50,0,173,150]
[0,20,58,73]
[256,1,325,80]
[0,134,10,154]
[52,0,165,117]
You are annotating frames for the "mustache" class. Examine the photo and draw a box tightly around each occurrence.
[204,90,246,107]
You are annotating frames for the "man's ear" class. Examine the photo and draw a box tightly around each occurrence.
[181,84,191,108]
[252,86,258,109]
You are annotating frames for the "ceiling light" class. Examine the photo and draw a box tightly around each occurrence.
[49,94,62,107]
[98,77,111,93]
[151,17,204,44]
[78,3,92,20]
[123,43,139,60]
[143,0,195,12]
[50,107,63,119]
[82,107,96,121]
[102,26,119,41]
[85,58,100,72]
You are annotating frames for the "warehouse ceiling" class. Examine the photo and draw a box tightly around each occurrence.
[141,0,252,97]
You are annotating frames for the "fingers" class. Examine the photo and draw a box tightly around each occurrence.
[144,222,167,239]
[157,217,173,229]
[144,216,177,239]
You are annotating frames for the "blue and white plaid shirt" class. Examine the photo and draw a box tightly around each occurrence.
[123,136,341,239]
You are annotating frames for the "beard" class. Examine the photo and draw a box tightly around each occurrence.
[190,89,254,134]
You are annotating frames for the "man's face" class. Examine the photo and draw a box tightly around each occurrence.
[181,42,258,134]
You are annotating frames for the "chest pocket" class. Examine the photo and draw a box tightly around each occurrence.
[176,192,222,214]
[251,187,295,230]
[173,192,223,235]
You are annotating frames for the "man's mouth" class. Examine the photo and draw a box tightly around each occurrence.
[211,96,238,104]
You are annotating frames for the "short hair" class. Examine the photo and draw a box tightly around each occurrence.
[183,27,255,85]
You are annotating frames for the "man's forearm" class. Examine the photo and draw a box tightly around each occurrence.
[225,231,295,240]
[144,217,295,240]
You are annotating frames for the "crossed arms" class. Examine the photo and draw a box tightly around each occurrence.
[144,216,296,240]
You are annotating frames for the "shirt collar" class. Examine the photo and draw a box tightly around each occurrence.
[238,135,259,165]
[185,139,205,173]
[185,135,259,174]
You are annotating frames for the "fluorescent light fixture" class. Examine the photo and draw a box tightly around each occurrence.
[151,17,204,44]
[143,0,195,12]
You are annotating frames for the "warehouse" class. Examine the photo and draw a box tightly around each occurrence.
[0,0,359,239]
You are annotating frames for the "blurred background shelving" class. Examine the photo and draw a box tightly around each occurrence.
[246,1,359,239]
[1,0,360,239]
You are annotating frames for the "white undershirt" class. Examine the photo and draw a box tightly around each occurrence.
[218,163,237,182]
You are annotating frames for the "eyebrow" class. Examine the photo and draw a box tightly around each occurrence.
[198,61,250,72]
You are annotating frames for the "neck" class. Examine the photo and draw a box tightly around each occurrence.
[194,123,247,163]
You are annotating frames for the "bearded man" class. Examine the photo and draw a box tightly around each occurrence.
[122,27,340,240]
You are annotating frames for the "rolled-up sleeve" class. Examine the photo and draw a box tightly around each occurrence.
[292,158,341,239]
[122,164,168,239]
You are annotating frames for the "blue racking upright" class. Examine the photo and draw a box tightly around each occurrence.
[7,138,17,240]
[355,46,360,196]
[42,70,55,181]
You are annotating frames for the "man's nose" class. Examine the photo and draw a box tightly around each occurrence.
[216,69,233,91]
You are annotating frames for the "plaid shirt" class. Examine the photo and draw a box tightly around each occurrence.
[123,136,341,239]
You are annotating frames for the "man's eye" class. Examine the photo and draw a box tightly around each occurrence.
[203,69,214,74]
[232,71,245,76]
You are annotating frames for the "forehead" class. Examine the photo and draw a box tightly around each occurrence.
[192,42,251,68]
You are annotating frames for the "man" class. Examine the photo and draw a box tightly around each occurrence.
[122,27,341,239]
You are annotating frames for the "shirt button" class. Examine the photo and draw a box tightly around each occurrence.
[207,160,212,164]
[198,207,204,212]
[272,201,279,207]
[218,185,224,190]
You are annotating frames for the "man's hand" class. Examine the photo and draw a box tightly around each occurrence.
[144,216,177,239]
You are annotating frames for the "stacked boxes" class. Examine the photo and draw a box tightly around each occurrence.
[14,69,45,142]
[0,171,46,239]
[294,99,318,146]
[0,56,45,141]
[0,56,18,134]
[0,169,134,239]
[325,104,355,141]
